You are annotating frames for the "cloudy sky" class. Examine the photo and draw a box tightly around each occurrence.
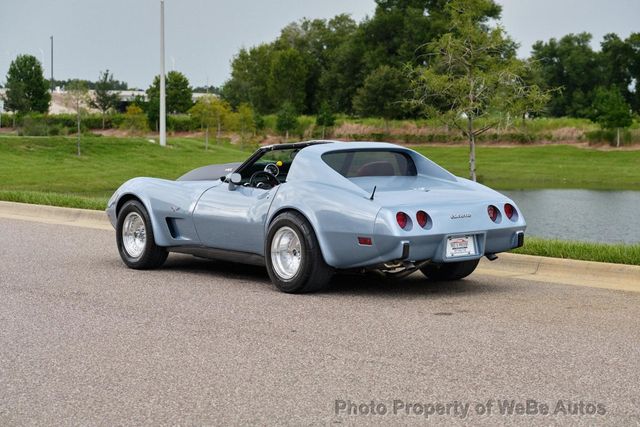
[1,0,638,89]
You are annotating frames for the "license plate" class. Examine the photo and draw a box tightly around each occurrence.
[445,235,477,258]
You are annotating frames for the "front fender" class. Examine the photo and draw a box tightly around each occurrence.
[107,177,218,247]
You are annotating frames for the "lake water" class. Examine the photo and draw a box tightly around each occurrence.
[504,190,640,244]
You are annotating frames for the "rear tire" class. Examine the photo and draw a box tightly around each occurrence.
[420,259,479,281]
[265,211,333,293]
[116,200,168,269]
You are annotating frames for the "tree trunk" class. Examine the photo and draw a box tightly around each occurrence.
[322,125,326,139]
[468,117,476,181]
[616,128,620,148]
[102,112,106,129]
[285,130,289,143]
[205,125,209,151]
[76,110,81,157]
[216,119,221,144]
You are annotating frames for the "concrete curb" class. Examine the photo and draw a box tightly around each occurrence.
[477,253,640,292]
[0,201,111,230]
[1,200,638,292]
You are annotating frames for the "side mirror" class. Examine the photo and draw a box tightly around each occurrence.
[229,173,242,184]
[227,172,242,190]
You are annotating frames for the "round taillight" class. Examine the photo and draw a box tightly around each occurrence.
[396,212,408,229]
[504,203,515,220]
[487,205,499,222]
[416,210,428,228]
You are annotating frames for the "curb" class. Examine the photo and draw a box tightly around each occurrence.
[1,201,638,292]
[478,253,640,292]
[0,201,111,230]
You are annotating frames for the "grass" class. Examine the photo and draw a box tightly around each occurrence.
[514,237,640,266]
[413,145,640,190]
[1,134,639,265]
[0,135,250,203]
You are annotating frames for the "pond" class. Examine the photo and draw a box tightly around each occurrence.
[504,190,640,245]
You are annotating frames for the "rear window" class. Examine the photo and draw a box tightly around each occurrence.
[322,150,417,178]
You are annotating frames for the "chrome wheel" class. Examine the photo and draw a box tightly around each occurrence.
[122,212,146,259]
[270,226,302,280]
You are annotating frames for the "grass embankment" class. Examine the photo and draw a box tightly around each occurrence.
[514,237,640,266]
[1,135,639,265]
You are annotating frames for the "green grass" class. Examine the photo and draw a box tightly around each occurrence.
[1,135,640,265]
[514,237,640,266]
[414,145,640,190]
[1,135,640,208]
[0,135,251,207]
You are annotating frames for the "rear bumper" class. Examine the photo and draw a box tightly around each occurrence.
[327,226,526,269]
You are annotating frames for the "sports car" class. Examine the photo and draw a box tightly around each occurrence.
[106,141,526,293]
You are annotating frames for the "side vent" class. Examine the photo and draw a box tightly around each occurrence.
[166,218,179,238]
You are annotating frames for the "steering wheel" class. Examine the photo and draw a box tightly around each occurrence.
[249,171,279,188]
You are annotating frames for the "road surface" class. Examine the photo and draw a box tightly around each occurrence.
[1,217,639,425]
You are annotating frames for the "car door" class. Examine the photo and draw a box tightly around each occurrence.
[192,182,278,255]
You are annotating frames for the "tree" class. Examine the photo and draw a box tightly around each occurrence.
[146,71,193,127]
[408,0,551,181]
[591,86,633,147]
[189,95,231,149]
[353,65,409,130]
[268,48,308,113]
[316,101,336,138]
[4,54,51,115]
[276,102,299,142]
[531,33,600,117]
[64,80,90,156]
[236,103,256,142]
[91,70,120,128]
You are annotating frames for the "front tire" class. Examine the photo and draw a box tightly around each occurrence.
[420,259,479,281]
[265,211,333,293]
[116,200,168,269]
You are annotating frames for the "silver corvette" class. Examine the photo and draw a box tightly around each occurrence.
[106,141,526,293]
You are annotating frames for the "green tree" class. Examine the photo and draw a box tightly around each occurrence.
[91,69,120,128]
[146,71,193,127]
[353,65,409,130]
[4,54,51,114]
[268,48,308,113]
[189,95,231,149]
[408,0,551,181]
[236,103,256,142]
[64,80,90,156]
[625,32,640,112]
[591,86,633,147]
[532,33,600,117]
[276,102,299,142]
[315,101,336,138]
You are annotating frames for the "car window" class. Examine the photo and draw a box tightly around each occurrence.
[322,150,417,177]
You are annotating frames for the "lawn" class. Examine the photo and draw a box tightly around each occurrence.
[1,134,639,265]
[2,135,640,210]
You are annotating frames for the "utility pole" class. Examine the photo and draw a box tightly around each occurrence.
[159,0,167,147]
[50,36,54,93]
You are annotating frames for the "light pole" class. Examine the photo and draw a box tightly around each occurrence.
[159,0,167,147]
[50,36,54,93]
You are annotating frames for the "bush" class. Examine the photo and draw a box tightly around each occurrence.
[167,114,199,132]
[586,129,633,146]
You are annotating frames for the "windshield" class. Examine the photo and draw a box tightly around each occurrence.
[322,150,417,178]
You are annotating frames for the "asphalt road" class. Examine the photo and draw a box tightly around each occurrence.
[1,217,639,426]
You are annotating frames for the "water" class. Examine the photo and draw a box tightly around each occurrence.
[504,190,640,244]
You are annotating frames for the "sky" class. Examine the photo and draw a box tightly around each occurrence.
[1,0,638,89]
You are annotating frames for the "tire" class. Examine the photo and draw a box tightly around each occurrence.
[420,259,479,281]
[265,211,333,293]
[116,200,168,269]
